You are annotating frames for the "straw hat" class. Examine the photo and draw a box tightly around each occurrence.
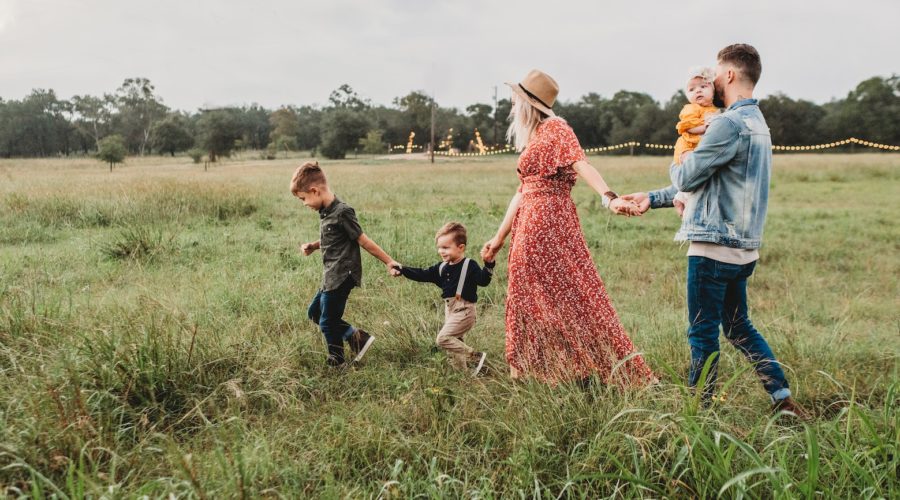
[506,69,558,116]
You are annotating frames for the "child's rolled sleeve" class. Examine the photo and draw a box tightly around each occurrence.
[340,207,363,241]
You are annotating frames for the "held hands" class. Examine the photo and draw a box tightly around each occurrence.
[620,192,685,217]
[387,261,402,277]
[608,197,643,217]
[620,193,651,214]
[480,236,504,263]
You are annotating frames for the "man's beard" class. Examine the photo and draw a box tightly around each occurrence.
[713,86,726,108]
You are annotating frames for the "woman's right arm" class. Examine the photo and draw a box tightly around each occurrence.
[481,189,522,262]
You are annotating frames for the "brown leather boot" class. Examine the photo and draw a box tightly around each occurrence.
[772,397,812,421]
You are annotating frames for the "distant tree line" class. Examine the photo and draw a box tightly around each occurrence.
[0,75,897,160]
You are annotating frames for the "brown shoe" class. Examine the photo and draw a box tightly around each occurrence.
[772,397,812,421]
[349,329,375,362]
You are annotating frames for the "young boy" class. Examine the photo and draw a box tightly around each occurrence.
[394,222,494,375]
[291,161,401,367]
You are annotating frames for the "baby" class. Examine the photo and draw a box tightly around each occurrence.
[673,67,720,214]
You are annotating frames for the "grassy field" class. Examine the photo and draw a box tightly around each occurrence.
[0,152,897,498]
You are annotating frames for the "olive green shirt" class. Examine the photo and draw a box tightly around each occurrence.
[318,197,363,292]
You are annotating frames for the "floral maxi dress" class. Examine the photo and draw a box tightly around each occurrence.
[505,117,655,384]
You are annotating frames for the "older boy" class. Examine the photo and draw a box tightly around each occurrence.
[291,161,401,367]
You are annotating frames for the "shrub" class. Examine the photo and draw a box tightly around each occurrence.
[99,225,170,261]
[187,148,204,164]
[97,135,127,171]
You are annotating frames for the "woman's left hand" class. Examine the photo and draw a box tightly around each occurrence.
[481,236,505,262]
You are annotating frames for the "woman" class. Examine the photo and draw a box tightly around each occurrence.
[481,69,656,385]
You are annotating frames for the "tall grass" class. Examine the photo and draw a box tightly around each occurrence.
[0,154,897,497]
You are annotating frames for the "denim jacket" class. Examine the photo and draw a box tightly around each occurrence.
[649,99,771,249]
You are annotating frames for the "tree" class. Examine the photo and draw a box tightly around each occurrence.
[760,93,826,146]
[641,91,690,153]
[0,89,73,157]
[606,91,660,149]
[329,84,369,111]
[269,107,301,152]
[196,108,243,162]
[368,105,405,148]
[316,85,372,159]
[237,104,272,150]
[71,94,114,150]
[495,98,512,140]
[393,91,434,142]
[627,103,670,151]
[820,75,900,145]
[319,108,369,159]
[359,129,386,154]
[114,78,168,155]
[2,75,899,160]
[151,113,194,156]
[557,93,610,148]
[187,148,204,164]
[97,134,127,171]
[435,106,472,150]
[466,103,494,143]
[295,106,322,151]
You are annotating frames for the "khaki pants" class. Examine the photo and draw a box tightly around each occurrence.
[437,298,476,370]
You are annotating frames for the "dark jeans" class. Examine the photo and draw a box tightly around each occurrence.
[307,278,356,363]
[686,256,790,402]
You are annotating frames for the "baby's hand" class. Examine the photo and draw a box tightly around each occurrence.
[387,261,403,277]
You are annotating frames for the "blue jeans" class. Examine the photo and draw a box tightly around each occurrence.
[686,256,790,402]
[307,278,356,363]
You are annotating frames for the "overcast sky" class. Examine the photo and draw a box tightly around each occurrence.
[1,0,898,111]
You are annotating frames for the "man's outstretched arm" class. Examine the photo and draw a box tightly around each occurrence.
[670,117,740,193]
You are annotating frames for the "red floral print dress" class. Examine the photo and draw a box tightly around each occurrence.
[505,117,656,384]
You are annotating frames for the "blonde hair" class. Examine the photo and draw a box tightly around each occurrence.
[435,222,467,246]
[290,161,328,194]
[506,96,549,152]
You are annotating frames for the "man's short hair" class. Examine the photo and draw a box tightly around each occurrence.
[717,44,762,86]
[290,161,327,194]
[435,222,467,246]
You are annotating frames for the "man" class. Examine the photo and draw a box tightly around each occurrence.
[623,44,808,417]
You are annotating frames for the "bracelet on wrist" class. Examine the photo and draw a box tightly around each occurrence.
[602,191,619,208]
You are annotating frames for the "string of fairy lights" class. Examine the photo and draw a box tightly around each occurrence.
[584,142,641,153]
[433,146,516,157]
[392,136,899,157]
[770,137,900,151]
